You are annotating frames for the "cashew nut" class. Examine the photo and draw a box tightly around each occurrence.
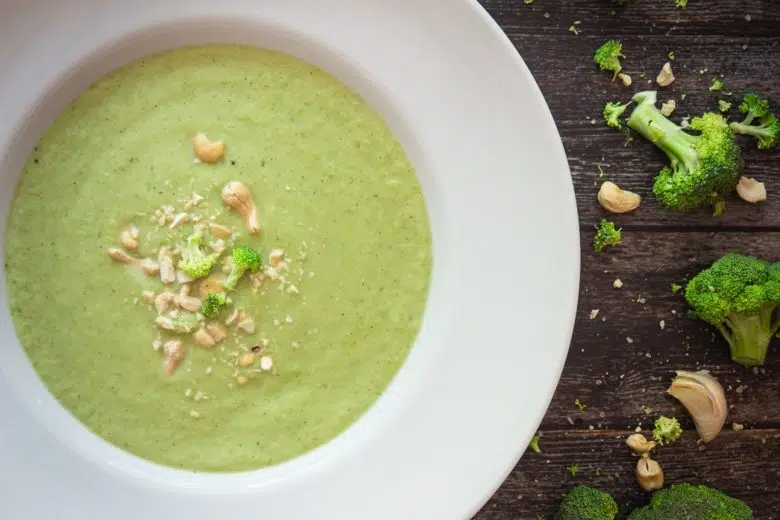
[108,248,136,264]
[192,133,226,163]
[205,321,228,343]
[193,327,216,348]
[119,225,139,251]
[636,457,664,492]
[221,181,261,234]
[238,352,256,368]
[138,258,160,276]
[209,223,232,239]
[625,433,657,455]
[237,317,255,334]
[158,247,176,285]
[598,181,641,213]
[169,213,190,230]
[154,292,176,314]
[176,295,202,313]
[656,62,675,87]
[162,340,185,375]
[617,73,632,87]
[736,176,766,203]
[667,370,728,443]
[108,248,159,276]
[660,99,677,117]
[268,249,285,268]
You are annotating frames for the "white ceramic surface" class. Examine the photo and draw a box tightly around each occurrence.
[0,0,579,518]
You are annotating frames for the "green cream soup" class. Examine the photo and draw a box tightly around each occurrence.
[5,45,431,472]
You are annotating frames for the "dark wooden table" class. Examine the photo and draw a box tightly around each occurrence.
[472,1,780,518]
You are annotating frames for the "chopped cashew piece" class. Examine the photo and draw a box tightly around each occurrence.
[237,317,256,334]
[259,355,274,371]
[176,270,194,284]
[268,249,285,267]
[598,181,641,213]
[667,370,728,443]
[221,181,261,235]
[656,62,675,87]
[108,247,136,264]
[225,308,244,327]
[141,290,156,304]
[660,99,677,116]
[205,322,228,343]
[238,352,256,368]
[194,327,217,348]
[119,225,139,251]
[736,176,767,203]
[169,213,190,229]
[625,433,657,455]
[209,223,232,239]
[617,72,632,87]
[192,133,226,163]
[162,340,185,375]
[176,295,202,313]
[198,277,224,299]
[138,258,160,276]
[154,292,176,314]
[236,375,249,385]
[179,284,191,297]
[210,239,226,254]
[159,248,176,284]
[636,458,664,492]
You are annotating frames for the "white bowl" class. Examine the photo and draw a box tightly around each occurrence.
[0,0,579,518]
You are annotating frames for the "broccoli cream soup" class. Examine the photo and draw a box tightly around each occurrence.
[4,45,431,472]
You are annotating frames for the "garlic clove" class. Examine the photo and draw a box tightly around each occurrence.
[735,176,767,203]
[636,457,664,492]
[667,370,728,443]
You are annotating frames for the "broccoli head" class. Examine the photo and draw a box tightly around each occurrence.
[652,416,682,446]
[623,91,743,212]
[594,40,624,77]
[556,485,618,520]
[178,228,220,279]
[628,484,753,520]
[729,93,779,150]
[222,246,262,291]
[593,219,621,253]
[200,292,226,319]
[685,253,780,367]
[604,101,632,129]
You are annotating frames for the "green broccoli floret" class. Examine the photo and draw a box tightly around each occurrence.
[719,100,733,113]
[178,228,220,279]
[556,485,618,520]
[685,253,780,366]
[200,293,226,318]
[593,219,621,253]
[652,416,682,445]
[604,101,632,129]
[729,93,779,150]
[222,246,262,291]
[675,0,688,7]
[628,484,753,520]
[623,91,743,212]
[594,40,624,77]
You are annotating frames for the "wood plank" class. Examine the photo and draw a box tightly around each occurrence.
[473,429,780,519]
[542,231,780,430]
[478,1,780,227]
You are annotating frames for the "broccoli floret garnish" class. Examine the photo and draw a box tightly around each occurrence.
[709,77,724,91]
[719,100,733,113]
[685,253,780,366]
[200,293,226,318]
[593,219,621,253]
[222,246,262,291]
[178,228,220,279]
[728,93,779,150]
[603,101,632,129]
[529,434,542,454]
[675,0,688,7]
[628,484,753,520]
[556,485,618,520]
[594,40,624,77]
[652,416,682,446]
[623,91,743,212]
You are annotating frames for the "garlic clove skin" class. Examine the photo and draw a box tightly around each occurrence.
[636,457,664,492]
[667,370,728,443]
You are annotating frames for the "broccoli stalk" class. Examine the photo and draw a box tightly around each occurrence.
[728,93,779,150]
[628,483,753,520]
[222,246,262,291]
[556,485,618,520]
[178,228,220,279]
[624,91,743,212]
[685,253,780,367]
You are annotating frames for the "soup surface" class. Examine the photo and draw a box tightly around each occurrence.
[4,45,431,472]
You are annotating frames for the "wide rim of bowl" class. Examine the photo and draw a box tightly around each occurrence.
[0,0,579,518]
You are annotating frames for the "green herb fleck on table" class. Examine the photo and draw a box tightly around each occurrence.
[671,283,682,294]
[567,463,581,477]
[675,0,688,8]
[574,399,587,412]
[668,51,676,61]
[709,77,724,91]
[529,434,542,454]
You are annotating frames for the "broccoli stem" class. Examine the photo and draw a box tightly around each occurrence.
[729,121,773,139]
[628,100,699,173]
[724,311,775,366]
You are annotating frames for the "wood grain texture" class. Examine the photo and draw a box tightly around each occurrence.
[472,1,780,518]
